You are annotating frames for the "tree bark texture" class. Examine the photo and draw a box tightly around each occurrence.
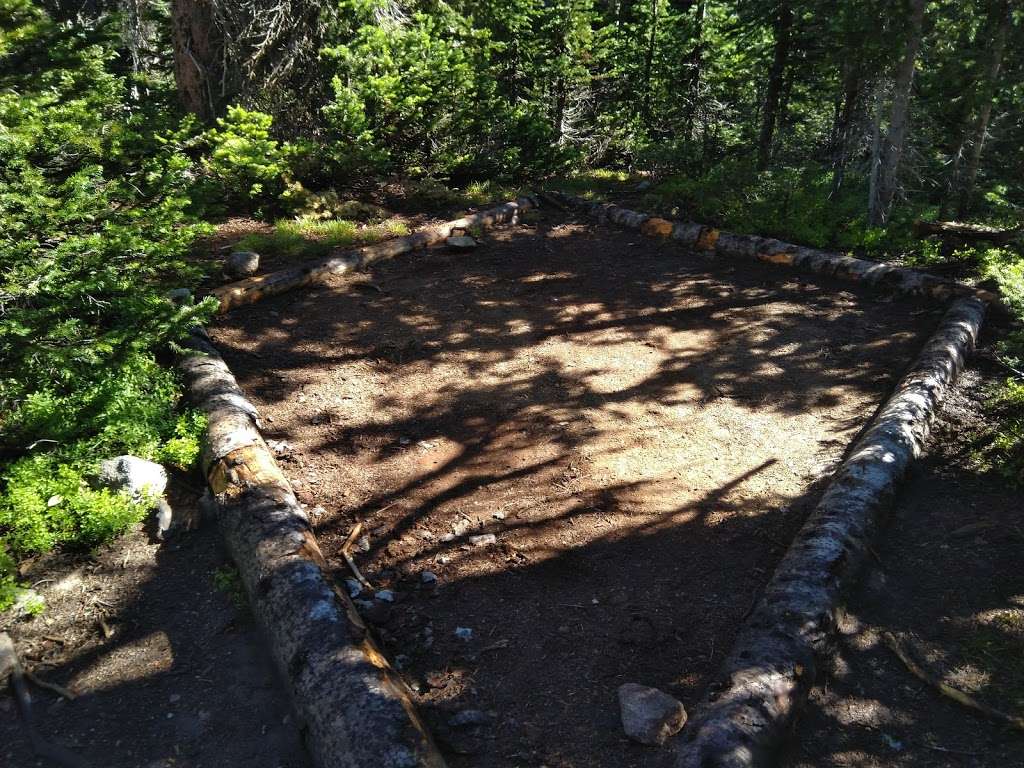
[669,296,985,767]
[170,0,222,120]
[545,191,1001,307]
[178,333,447,768]
[870,0,926,225]
[213,196,538,312]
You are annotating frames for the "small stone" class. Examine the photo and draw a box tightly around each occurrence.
[452,519,470,537]
[356,535,371,553]
[375,589,396,603]
[441,533,456,543]
[454,626,473,641]
[165,287,193,305]
[446,235,478,251]
[420,571,438,586]
[154,498,175,540]
[225,250,260,278]
[344,579,363,598]
[469,533,496,547]
[617,683,687,746]
[492,511,506,520]
[95,455,167,503]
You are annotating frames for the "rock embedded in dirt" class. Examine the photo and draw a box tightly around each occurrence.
[375,589,396,602]
[617,683,687,746]
[165,287,193,304]
[469,533,496,547]
[421,571,438,586]
[446,235,478,251]
[225,250,260,278]
[96,455,167,502]
[344,578,363,598]
[454,626,474,641]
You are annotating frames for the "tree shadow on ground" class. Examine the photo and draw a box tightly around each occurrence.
[784,364,1024,768]
[204,211,950,767]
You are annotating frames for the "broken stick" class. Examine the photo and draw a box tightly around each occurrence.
[883,632,1024,732]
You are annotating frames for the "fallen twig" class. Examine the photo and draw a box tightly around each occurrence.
[883,632,1024,731]
[341,521,374,591]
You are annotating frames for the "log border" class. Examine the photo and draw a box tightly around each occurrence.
[541,190,994,766]
[178,332,447,768]
[543,191,1001,308]
[213,196,539,312]
[670,296,986,767]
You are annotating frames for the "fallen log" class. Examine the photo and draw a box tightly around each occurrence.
[544,191,1002,308]
[669,296,986,768]
[213,196,538,312]
[913,219,1022,244]
[178,332,446,768]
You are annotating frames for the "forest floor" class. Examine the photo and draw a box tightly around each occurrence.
[3,206,1020,768]
[786,362,1024,767]
[208,208,950,768]
[0,482,311,768]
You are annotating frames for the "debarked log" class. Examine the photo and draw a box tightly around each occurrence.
[669,296,986,768]
[913,219,1022,244]
[212,196,538,312]
[178,332,446,768]
[544,191,1001,307]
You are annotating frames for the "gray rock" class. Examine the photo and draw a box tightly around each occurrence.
[96,455,167,503]
[454,626,473,641]
[420,571,438,587]
[446,235,478,251]
[469,533,496,547]
[225,250,260,278]
[374,589,396,603]
[344,579,363,598]
[165,287,193,305]
[617,683,687,746]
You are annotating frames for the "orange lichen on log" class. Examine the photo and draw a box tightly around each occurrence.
[761,251,794,265]
[207,443,289,498]
[640,217,675,237]
[696,227,720,251]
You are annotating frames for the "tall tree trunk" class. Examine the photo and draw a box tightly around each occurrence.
[170,0,222,120]
[955,0,1011,218]
[757,1,793,170]
[869,0,926,226]
[683,0,706,142]
[829,58,862,196]
[641,0,660,125]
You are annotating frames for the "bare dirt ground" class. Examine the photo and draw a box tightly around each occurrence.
[210,210,943,767]
[0,482,311,768]
[786,360,1024,768]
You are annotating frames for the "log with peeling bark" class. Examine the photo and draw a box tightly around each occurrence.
[544,191,1002,307]
[178,332,446,768]
[212,196,538,312]
[913,219,1022,244]
[668,297,986,768]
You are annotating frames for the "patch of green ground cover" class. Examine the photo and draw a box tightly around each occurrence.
[236,216,411,262]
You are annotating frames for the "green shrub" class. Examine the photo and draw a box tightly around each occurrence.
[200,106,296,211]
[0,2,215,606]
